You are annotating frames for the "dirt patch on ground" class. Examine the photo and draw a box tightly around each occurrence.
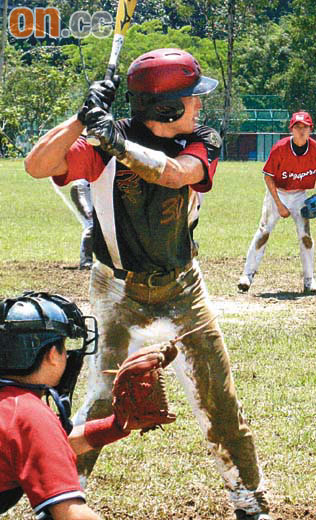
[2,258,315,325]
[200,255,316,325]
[1,260,91,305]
[7,495,316,520]
[96,501,316,520]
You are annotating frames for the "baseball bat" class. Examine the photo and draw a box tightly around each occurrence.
[87,0,137,146]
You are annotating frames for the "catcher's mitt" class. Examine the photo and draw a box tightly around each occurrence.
[301,194,316,219]
[105,341,178,435]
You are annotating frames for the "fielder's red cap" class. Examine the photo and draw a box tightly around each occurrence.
[289,111,313,129]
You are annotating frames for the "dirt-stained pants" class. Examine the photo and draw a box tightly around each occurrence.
[243,189,314,283]
[73,260,268,514]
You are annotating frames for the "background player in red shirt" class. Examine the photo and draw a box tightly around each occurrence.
[0,292,131,520]
[238,111,316,293]
[25,49,272,519]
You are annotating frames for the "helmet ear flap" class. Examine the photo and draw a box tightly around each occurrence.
[152,99,185,122]
[127,91,185,123]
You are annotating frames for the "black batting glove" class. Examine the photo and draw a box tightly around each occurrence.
[86,107,126,158]
[77,75,120,125]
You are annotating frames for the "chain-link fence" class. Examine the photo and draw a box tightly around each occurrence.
[224,132,289,161]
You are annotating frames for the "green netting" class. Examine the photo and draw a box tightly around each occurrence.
[209,95,290,133]
[240,109,290,132]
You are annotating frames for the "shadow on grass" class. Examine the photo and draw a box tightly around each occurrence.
[256,291,316,301]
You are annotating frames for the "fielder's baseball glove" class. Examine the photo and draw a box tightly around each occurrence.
[301,194,316,219]
[105,341,178,435]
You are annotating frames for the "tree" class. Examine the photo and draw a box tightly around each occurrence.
[280,0,316,120]
[0,47,79,157]
[234,21,291,97]
[169,0,280,157]
[264,0,293,20]
[0,0,8,84]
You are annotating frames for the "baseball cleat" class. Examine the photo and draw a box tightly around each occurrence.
[79,262,93,270]
[238,274,253,292]
[235,511,272,520]
[303,277,316,293]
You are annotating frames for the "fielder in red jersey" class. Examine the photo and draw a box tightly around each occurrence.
[238,111,316,293]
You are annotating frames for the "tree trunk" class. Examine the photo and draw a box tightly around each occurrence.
[78,39,90,87]
[0,0,8,85]
[221,0,235,160]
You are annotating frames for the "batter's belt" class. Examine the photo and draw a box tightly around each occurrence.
[112,261,193,288]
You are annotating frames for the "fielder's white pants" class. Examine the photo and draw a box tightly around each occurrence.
[243,189,314,283]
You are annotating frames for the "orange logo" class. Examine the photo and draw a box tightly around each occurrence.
[9,7,60,38]
[8,7,113,39]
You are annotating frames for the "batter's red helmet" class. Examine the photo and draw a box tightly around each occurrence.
[126,48,218,122]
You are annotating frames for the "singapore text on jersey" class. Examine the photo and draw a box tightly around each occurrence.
[281,169,316,181]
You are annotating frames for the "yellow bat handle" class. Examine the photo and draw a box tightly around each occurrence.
[86,0,137,146]
[108,0,137,69]
[115,0,137,36]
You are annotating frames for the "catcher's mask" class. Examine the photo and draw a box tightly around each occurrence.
[0,291,98,433]
[126,48,218,123]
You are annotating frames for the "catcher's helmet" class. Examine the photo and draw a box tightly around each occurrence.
[126,48,218,122]
[0,291,97,370]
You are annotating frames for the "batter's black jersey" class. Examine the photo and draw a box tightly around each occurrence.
[62,118,221,273]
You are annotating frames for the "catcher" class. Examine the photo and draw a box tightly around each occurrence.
[238,111,316,294]
[0,291,177,520]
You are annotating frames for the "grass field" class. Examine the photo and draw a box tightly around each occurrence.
[1,159,316,520]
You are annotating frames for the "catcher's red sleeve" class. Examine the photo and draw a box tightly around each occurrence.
[84,414,130,448]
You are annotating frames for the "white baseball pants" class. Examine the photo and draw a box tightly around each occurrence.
[243,189,314,284]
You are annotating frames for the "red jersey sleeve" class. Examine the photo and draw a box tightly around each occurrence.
[9,393,84,512]
[178,126,221,193]
[53,136,106,187]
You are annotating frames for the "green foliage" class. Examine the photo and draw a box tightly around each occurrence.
[280,1,316,118]
[235,21,291,96]
[0,46,80,157]
[234,1,316,118]
[168,0,279,39]
[64,20,224,78]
